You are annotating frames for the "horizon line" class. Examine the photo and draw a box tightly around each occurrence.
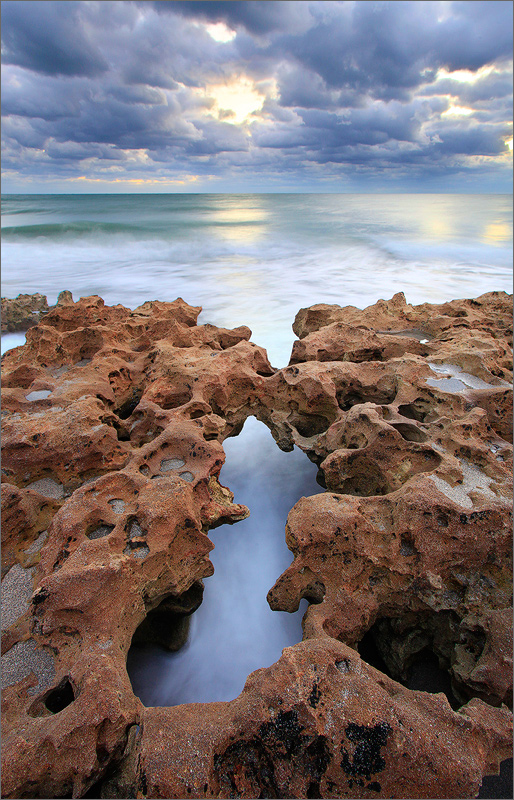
[2,190,513,196]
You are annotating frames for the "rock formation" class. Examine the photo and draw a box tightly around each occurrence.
[1,292,50,332]
[1,290,512,798]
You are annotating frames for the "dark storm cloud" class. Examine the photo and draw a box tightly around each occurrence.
[1,67,88,121]
[419,69,513,111]
[429,122,507,156]
[2,115,47,149]
[148,1,313,36]
[1,0,512,190]
[252,97,448,151]
[276,65,365,111]
[1,0,108,77]
[119,7,239,90]
[267,0,513,103]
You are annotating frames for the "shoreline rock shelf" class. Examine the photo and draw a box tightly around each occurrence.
[1,290,512,799]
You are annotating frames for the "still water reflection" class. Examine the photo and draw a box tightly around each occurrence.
[127,417,323,706]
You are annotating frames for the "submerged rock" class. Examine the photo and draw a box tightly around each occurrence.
[1,291,512,798]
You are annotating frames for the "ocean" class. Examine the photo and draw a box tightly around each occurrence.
[1,192,512,365]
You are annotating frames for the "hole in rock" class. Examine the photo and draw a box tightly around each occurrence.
[86,523,115,540]
[25,389,52,401]
[160,391,193,410]
[389,422,427,443]
[398,400,433,422]
[115,389,143,420]
[75,334,103,361]
[160,457,185,472]
[346,433,369,450]
[478,758,514,799]
[357,612,469,709]
[110,419,131,442]
[131,583,204,652]
[377,328,431,342]
[179,471,194,483]
[405,648,458,705]
[44,678,75,714]
[126,416,323,706]
[124,541,150,559]
[288,411,333,438]
[108,498,125,514]
[336,382,397,411]
[189,408,206,419]
[132,424,165,446]
[338,462,389,497]
[126,519,144,539]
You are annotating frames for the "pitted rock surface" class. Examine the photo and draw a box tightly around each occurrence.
[1,292,50,332]
[1,291,512,798]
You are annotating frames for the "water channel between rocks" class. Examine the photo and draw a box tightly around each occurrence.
[127,416,323,706]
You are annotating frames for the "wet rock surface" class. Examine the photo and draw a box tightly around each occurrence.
[1,291,512,798]
[1,292,50,332]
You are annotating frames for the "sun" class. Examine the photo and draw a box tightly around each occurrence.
[204,22,236,43]
[208,77,265,125]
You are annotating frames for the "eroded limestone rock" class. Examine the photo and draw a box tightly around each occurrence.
[1,293,49,332]
[1,291,512,798]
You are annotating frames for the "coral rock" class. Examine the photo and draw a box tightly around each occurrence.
[1,292,49,332]
[1,291,512,798]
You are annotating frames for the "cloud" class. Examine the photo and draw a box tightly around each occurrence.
[1,67,87,121]
[151,1,313,37]
[1,1,109,77]
[1,0,512,191]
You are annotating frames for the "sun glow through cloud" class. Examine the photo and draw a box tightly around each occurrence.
[204,22,237,43]
[1,0,512,193]
[435,65,496,83]
[207,77,267,124]
[441,105,475,118]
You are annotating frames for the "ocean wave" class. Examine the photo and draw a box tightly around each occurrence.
[1,220,154,240]
[2,193,512,366]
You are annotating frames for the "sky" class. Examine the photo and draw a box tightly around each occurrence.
[1,0,512,193]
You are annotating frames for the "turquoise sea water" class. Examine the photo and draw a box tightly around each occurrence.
[1,193,512,366]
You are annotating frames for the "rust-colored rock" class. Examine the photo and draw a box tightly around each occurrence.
[1,292,50,332]
[1,291,512,798]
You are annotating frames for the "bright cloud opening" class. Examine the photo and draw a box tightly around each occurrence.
[204,22,237,43]
[208,78,266,124]
[441,104,475,118]
[435,64,496,83]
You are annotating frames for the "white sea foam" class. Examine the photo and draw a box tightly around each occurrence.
[1,193,512,366]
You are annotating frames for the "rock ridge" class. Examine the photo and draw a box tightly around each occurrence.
[1,290,512,798]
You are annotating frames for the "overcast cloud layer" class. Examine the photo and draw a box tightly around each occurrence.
[1,0,512,192]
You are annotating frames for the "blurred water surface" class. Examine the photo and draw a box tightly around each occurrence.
[2,192,512,365]
[127,417,321,705]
